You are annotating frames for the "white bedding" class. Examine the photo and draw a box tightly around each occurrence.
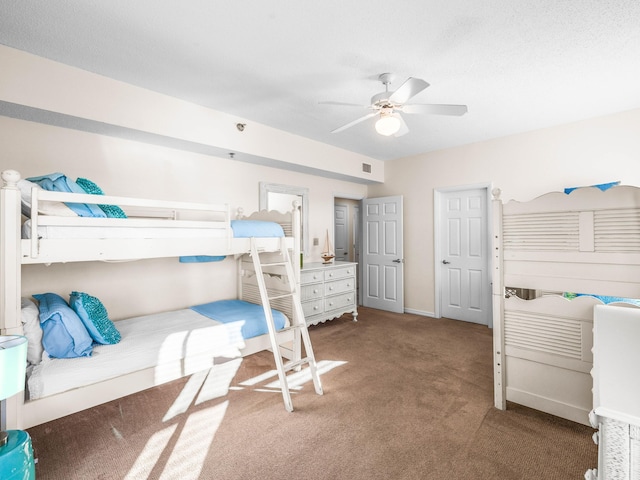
[27,309,245,400]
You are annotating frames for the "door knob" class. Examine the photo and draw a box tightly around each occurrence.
[392,259,402,263]
[442,260,450,264]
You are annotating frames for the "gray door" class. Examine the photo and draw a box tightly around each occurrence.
[334,204,348,261]
[362,196,404,313]
[439,187,490,325]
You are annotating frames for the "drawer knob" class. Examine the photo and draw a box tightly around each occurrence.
[329,302,334,307]
[313,289,318,293]
[329,286,334,291]
[314,306,319,310]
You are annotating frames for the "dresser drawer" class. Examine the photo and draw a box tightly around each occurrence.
[302,299,324,317]
[324,265,355,281]
[301,270,324,284]
[300,283,323,301]
[324,277,355,296]
[325,291,355,312]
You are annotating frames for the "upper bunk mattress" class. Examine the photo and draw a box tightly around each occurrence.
[22,219,285,240]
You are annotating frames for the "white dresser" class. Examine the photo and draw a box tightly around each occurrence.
[300,261,358,326]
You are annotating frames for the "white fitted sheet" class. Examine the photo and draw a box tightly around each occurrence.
[27,309,245,400]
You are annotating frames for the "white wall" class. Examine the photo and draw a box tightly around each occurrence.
[0,45,384,184]
[369,108,640,317]
[0,116,367,320]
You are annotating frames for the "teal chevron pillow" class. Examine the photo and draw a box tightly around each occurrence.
[75,177,127,218]
[69,291,121,345]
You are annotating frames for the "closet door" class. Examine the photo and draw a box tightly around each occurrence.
[438,186,491,325]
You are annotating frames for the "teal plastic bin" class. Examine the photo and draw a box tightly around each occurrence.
[0,430,36,480]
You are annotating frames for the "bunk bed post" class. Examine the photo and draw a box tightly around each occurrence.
[0,170,23,336]
[491,188,506,410]
[291,200,301,283]
[0,170,25,430]
[291,200,302,362]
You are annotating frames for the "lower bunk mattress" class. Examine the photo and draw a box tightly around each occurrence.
[27,302,287,401]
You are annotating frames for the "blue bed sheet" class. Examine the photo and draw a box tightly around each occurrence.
[190,299,286,339]
[179,219,284,263]
[230,220,284,238]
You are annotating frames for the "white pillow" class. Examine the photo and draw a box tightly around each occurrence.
[21,297,45,365]
[17,179,78,217]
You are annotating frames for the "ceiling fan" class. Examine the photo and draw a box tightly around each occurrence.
[321,73,468,137]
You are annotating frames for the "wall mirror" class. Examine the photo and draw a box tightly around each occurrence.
[259,182,309,255]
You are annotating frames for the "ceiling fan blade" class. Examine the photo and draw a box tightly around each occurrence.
[331,112,378,133]
[402,103,468,116]
[388,77,430,104]
[319,101,370,108]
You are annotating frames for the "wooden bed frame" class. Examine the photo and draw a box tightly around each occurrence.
[0,169,303,429]
[491,184,640,426]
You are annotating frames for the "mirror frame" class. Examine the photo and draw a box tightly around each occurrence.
[259,182,309,255]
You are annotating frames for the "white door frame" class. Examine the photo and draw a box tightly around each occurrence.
[434,183,493,327]
[334,192,365,303]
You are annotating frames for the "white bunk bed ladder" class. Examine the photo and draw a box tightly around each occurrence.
[249,237,323,412]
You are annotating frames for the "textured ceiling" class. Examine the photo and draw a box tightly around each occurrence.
[1,0,640,161]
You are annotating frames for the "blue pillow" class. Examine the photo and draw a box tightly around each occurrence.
[33,293,93,359]
[69,291,121,345]
[75,178,128,219]
[26,172,107,218]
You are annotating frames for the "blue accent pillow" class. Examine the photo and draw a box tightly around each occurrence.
[33,293,93,359]
[75,178,128,219]
[69,291,121,345]
[26,172,107,218]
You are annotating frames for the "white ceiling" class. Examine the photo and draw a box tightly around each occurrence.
[1,1,640,161]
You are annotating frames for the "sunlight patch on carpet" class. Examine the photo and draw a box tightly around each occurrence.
[124,424,178,480]
[159,402,228,480]
[195,358,242,405]
[162,358,243,422]
[162,369,210,422]
[238,359,347,391]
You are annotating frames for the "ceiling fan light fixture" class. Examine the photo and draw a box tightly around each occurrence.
[375,114,401,136]
[376,115,400,137]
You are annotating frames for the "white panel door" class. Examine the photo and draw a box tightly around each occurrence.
[362,196,404,313]
[334,204,348,261]
[440,188,490,325]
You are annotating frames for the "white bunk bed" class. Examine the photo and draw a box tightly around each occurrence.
[491,184,640,427]
[0,169,310,429]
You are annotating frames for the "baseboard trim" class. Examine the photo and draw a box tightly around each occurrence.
[404,308,436,318]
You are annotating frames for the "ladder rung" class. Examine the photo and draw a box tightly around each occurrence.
[260,261,287,267]
[283,357,311,372]
[269,292,294,301]
[277,324,304,334]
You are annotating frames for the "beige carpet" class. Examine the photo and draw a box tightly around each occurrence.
[27,308,597,479]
